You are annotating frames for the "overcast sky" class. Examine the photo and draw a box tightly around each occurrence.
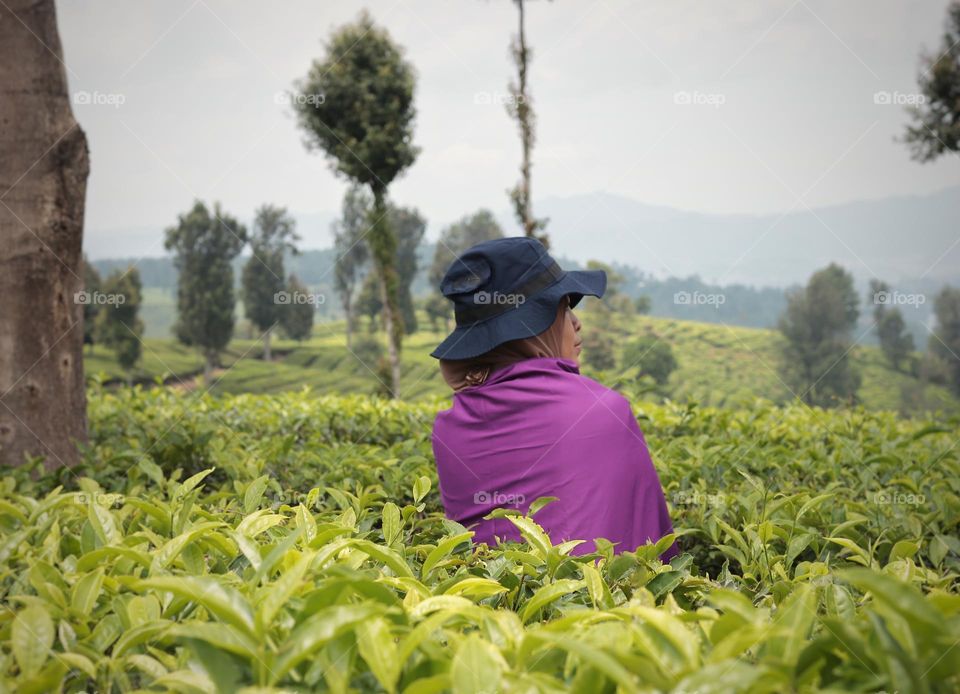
[58,0,960,255]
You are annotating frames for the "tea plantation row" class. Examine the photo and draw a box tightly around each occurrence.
[1,386,958,692]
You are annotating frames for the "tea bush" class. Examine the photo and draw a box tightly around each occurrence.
[1,385,958,692]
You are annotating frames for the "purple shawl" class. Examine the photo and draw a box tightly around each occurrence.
[431,356,679,560]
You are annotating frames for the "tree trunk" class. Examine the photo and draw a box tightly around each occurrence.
[516,0,533,237]
[204,352,214,383]
[263,326,272,361]
[369,190,402,398]
[378,278,402,398]
[0,0,90,469]
[509,0,548,249]
[344,295,353,351]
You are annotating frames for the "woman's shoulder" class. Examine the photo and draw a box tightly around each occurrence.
[568,372,634,416]
[513,357,634,413]
[433,357,637,442]
[437,357,633,416]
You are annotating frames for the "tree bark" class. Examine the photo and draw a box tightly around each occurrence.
[263,326,272,361]
[0,0,90,469]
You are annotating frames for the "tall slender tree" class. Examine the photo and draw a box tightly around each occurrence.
[294,10,419,398]
[241,205,299,361]
[931,286,960,396]
[332,185,371,350]
[0,0,90,468]
[904,4,959,391]
[778,264,862,407]
[869,280,914,371]
[165,201,247,380]
[507,0,549,246]
[279,274,314,342]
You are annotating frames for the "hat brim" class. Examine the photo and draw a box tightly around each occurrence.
[429,269,607,360]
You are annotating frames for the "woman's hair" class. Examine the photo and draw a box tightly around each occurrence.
[439,297,570,392]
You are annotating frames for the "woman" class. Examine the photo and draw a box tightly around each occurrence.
[430,236,678,559]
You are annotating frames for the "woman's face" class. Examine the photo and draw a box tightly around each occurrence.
[559,297,583,364]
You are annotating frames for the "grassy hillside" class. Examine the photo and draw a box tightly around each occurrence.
[83,312,959,415]
[616,316,958,414]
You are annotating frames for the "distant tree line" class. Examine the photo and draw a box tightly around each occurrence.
[91,249,955,351]
[160,200,317,380]
[777,263,960,406]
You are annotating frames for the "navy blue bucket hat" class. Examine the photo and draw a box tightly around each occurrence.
[430,236,607,360]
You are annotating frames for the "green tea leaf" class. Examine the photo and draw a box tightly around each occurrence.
[581,562,614,610]
[413,476,431,504]
[87,500,120,546]
[71,568,104,616]
[520,579,584,623]
[273,604,382,682]
[357,616,400,693]
[527,496,558,517]
[134,576,256,637]
[451,633,506,694]
[443,577,509,599]
[382,501,402,549]
[506,516,552,558]
[243,475,271,514]
[12,605,54,675]
[421,531,473,580]
[258,549,315,628]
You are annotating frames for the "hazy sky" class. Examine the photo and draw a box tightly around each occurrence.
[58,0,960,255]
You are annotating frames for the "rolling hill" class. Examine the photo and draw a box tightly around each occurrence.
[84,312,959,416]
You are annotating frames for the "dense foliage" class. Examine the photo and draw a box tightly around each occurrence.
[2,387,958,692]
[905,0,960,161]
[293,9,420,397]
[164,201,248,375]
[779,264,862,407]
[95,268,144,374]
[241,205,300,360]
